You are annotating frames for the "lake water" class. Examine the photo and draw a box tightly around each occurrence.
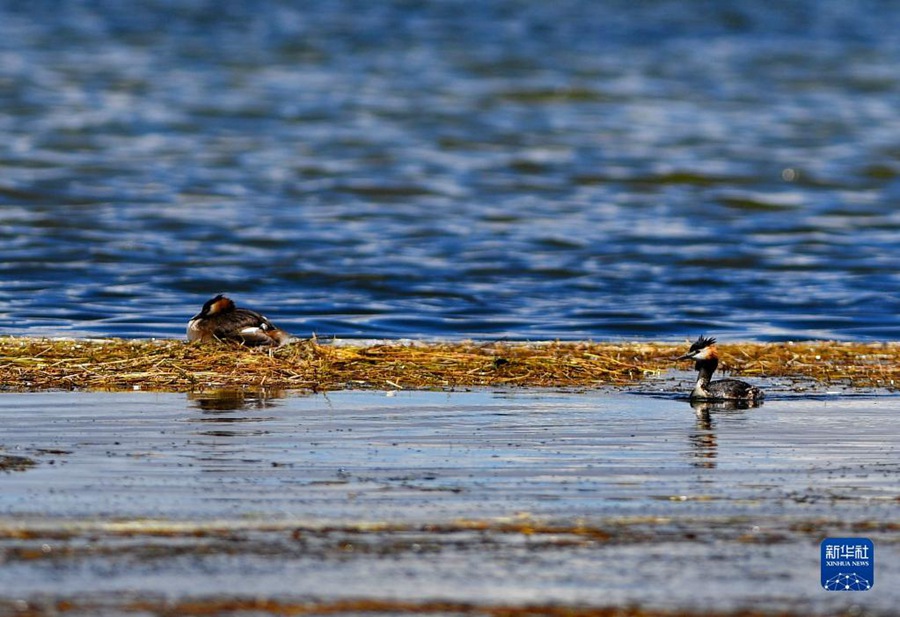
[2,1,900,342]
[1,389,898,615]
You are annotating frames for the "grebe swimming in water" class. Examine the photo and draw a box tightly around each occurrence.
[677,336,763,402]
[187,295,291,347]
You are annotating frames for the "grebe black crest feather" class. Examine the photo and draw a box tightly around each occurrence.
[689,335,716,353]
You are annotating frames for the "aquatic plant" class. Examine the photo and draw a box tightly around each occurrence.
[0,337,897,392]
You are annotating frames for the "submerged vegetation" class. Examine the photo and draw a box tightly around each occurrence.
[1,336,898,393]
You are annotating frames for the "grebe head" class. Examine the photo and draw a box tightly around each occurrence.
[192,294,235,320]
[677,335,718,367]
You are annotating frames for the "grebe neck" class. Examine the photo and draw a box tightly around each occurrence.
[692,358,718,399]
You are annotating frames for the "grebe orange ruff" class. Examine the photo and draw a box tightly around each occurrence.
[677,336,764,402]
[187,294,291,347]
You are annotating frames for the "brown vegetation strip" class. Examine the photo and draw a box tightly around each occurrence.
[0,596,817,617]
[1,336,898,392]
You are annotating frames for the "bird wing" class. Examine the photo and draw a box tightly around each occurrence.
[212,309,279,346]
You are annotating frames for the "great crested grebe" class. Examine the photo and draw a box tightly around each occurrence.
[187,294,291,347]
[677,335,764,402]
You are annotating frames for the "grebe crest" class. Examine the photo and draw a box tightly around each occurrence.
[187,294,291,347]
[677,335,763,403]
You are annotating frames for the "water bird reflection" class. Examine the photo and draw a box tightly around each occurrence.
[687,399,760,469]
[188,389,286,413]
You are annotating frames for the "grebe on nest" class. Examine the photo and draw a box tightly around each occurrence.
[187,294,290,347]
[677,335,763,402]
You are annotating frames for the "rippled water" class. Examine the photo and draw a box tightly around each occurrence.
[2,1,900,341]
[2,389,898,614]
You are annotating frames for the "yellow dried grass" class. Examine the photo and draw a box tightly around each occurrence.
[1,336,898,392]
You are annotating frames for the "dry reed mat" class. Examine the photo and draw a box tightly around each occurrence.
[0,336,898,393]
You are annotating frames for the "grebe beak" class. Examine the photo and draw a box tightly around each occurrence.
[676,351,697,361]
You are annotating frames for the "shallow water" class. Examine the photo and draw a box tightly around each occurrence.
[0,389,897,614]
[2,1,900,341]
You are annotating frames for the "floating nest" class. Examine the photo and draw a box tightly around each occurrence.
[0,336,898,392]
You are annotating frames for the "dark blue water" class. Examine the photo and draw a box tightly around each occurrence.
[2,0,900,342]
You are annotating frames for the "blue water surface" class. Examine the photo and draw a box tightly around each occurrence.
[2,0,900,341]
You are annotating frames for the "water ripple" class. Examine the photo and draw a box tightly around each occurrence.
[2,1,900,341]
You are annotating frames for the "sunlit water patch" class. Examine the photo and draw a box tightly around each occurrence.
[2,1,900,341]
